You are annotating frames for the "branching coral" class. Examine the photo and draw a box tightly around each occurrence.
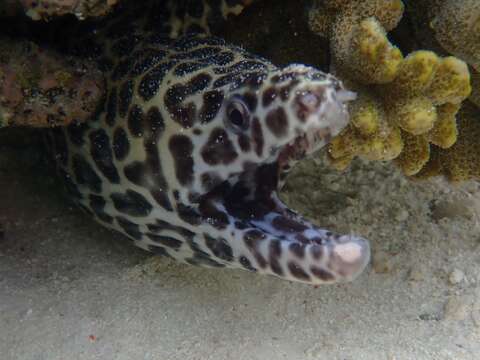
[417,101,480,181]
[428,0,480,72]
[308,0,472,176]
[470,69,480,108]
[0,37,104,128]
[309,0,405,83]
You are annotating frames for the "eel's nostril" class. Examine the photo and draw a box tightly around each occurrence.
[294,91,322,122]
[298,91,320,112]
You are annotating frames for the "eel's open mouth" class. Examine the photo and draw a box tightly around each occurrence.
[198,115,370,284]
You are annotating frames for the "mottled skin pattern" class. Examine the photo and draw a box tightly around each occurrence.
[49,0,370,285]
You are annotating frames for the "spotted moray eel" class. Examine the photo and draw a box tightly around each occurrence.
[48,0,370,285]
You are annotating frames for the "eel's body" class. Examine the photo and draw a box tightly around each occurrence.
[49,0,370,285]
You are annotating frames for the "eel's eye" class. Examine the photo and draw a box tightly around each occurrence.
[225,97,250,132]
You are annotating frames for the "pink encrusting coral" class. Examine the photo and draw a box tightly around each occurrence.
[0,37,104,128]
[19,0,119,20]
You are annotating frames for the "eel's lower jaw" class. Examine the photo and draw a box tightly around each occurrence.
[205,162,371,284]
[246,192,371,284]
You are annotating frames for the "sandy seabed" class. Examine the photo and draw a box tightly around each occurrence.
[1,135,480,360]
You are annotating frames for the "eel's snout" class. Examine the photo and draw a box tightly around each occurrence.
[328,234,371,282]
[239,224,371,285]
[278,234,371,285]
[292,83,356,154]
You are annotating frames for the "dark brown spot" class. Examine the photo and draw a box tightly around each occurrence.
[251,117,264,156]
[288,262,310,281]
[146,233,183,249]
[72,155,102,193]
[116,216,142,240]
[266,107,288,138]
[262,87,277,107]
[201,172,223,192]
[311,244,323,260]
[164,73,212,128]
[148,245,172,258]
[164,87,196,128]
[137,106,170,211]
[201,128,238,165]
[177,203,201,225]
[269,240,283,276]
[147,219,194,239]
[311,266,335,281]
[113,127,130,160]
[271,71,299,84]
[174,62,207,76]
[124,161,146,186]
[199,90,224,123]
[105,86,117,126]
[131,49,167,76]
[244,229,267,268]
[243,92,258,111]
[239,255,256,272]
[213,73,241,88]
[289,242,306,258]
[89,129,120,184]
[89,194,113,224]
[214,60,267,75]
[237,134,251,153]
[295,234,310,244]
[279,79,299,101]
[204,234,234,262]
[199,201,230,230]
[127,105,144,138]
[169,135,194,186]
[234,221,248,230]
[272,216,309,233]
[138,61,177,101]
[186,238,225,267]
[118,80,134,117]
[111,190,153,217]
[150,190,173,212]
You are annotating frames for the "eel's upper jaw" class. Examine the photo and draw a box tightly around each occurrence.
[278,86,356,168]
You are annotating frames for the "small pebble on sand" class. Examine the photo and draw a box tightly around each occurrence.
[443,296,470,321]
[448,268,465,285]
[373,252,393,274]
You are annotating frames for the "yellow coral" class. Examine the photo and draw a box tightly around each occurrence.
[309,1,472,177]
[427,57,472,104]
[470,68,479,107]
[427,102,461,148]
[429,0,480,72]
[417,101,480,181]
[330,46,469,175]
[350,18,403,84]
[395,132,430,176]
